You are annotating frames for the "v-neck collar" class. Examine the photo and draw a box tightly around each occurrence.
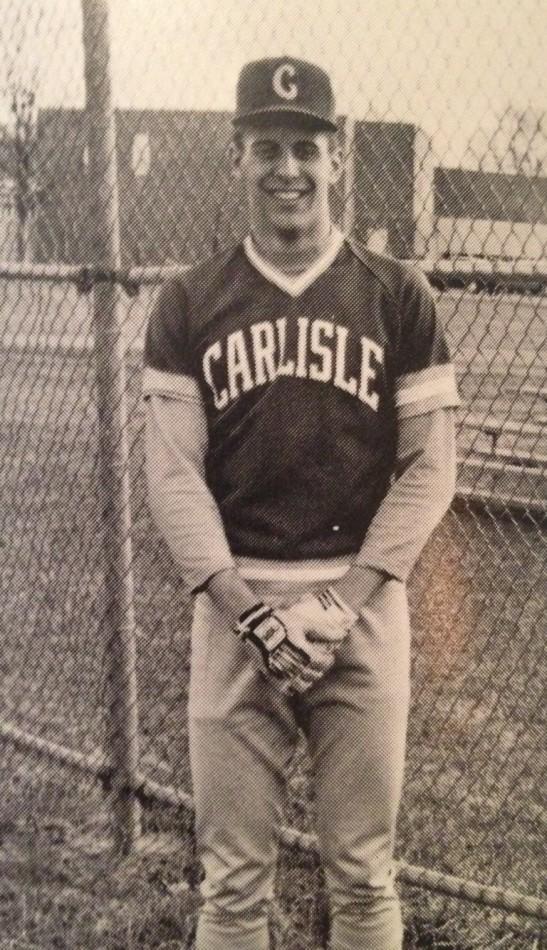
[243,227,345,298]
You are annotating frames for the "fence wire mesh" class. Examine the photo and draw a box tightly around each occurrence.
[0,1,545,948]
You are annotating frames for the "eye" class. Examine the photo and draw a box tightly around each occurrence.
[293,141,320,161]
[251,141,280,161]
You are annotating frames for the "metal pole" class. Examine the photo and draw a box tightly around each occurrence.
[80,0,141,853]
[342,114,356,236]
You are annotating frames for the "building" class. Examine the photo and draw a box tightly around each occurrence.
[30,107,547,268]
[34,108,429,264]
[432,167,547,260]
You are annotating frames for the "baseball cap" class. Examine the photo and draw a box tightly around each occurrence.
[233,57,338,132]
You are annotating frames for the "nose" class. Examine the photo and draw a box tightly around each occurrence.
[275,147,300,178]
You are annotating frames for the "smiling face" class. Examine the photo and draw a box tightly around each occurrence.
[231,122,342,245]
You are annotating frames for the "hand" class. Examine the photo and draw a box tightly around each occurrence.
[280,586,359,660]
[234,602,337,694]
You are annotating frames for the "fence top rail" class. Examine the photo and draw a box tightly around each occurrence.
[461,413,545,437]
[428,256,547,276]
[0,258,546,291]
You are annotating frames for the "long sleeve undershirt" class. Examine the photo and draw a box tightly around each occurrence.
[145,393,235,593]
[144,391,457,592]
[354,405,457,581]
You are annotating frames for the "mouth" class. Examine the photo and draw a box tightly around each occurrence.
[262,184,313,203]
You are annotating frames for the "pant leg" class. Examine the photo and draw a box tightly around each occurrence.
[188,588,299,950]
[302,578,411,950]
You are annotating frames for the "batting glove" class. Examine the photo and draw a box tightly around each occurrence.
[234,602,332,694]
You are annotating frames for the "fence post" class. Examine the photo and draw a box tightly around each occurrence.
[80,0,141,853]
[343,114,356,236]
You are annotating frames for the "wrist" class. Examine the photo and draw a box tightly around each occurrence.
[205,568,258,627]
[332,564,387,613]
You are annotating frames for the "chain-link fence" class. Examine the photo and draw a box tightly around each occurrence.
[0,1,545,947]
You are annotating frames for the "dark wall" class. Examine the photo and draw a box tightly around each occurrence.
[353,120,416,258]
[116,109,248,264]
[35,108,244,264]
[434,167,547,224]
[35,109,89,262]
[34,108,419,264]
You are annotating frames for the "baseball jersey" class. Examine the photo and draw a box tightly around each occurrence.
[143,230,459,562]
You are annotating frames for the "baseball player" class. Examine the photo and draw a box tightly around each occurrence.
[143,57,459,950]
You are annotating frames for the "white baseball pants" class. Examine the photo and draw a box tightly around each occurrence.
[188,571,411,950]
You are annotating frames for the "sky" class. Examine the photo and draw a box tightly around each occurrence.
[1,0,545,167]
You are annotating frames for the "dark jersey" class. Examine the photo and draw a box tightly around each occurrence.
[143,234,459,560]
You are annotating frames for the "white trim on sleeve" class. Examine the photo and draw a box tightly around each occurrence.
[395,364,459,409]
[142,367,200,400]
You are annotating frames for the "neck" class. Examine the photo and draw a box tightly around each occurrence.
[249,221,334,273]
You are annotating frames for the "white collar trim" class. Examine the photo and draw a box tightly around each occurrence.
[243,227,345,297]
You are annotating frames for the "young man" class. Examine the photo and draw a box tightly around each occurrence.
[143,57,459,950]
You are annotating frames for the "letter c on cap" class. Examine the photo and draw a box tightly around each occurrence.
[273,63,298,100]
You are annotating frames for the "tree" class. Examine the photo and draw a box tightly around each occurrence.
[9,82,40,261]
[0,0,45,260]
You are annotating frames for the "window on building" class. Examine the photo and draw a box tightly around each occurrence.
[131,132,151,177]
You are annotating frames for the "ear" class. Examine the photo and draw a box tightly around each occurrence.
[329,143,344,186]
[229,138,243,180]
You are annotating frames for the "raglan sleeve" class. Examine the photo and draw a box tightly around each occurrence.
[394,266,460,418]
[143,278,195,396]
[142,279,235,593]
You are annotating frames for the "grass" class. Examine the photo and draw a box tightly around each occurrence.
[0,282,545,947]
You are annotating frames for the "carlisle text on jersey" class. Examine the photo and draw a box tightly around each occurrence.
[202,317,384,411]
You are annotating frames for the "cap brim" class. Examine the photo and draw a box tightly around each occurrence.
[232,107,338,133]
